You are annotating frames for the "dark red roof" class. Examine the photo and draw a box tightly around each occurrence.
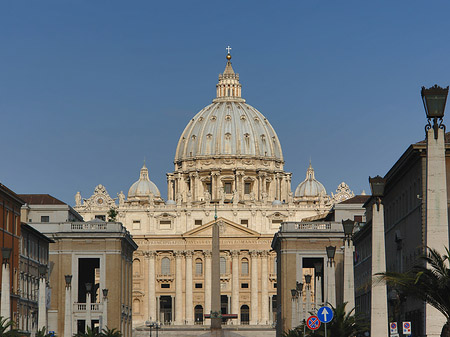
[339,195,370,204]
[18,194,66,205]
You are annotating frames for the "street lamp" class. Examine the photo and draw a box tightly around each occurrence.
[1,247,12,263]
[304,274,312,286]
[369,176,386,211]
[342,219,355,242]
[422,84,449,139]
[64,275,72,287]
[326,246,336,264]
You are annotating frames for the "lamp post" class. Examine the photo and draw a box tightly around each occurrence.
[304,274,312,314]
[342,219,355,311]
[290,282,303,328]
[38,265,47,331]
[422,84,449,336]
[326,246,336,307]
[1,247,12,326]
[85,283,92,331]
[368,176,388,337]
[102,289,108,330]
[64,275,73,337]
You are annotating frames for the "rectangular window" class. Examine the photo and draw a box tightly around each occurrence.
[159,220,172,229]
[241,283,249,288]
[95,215,106,221]
[354,215,363,223]
[41,216,49,223]
[6,211,10,231]
[240,219,249,227]
[196,261,203,275]
[206,183,212,194]
[195,283,203,289]
[133,220,141,229]
[274,283,277,288]
[224,182,232,194]
[244,183,251,194]
[271,219,282,226]
[195,220,202,226]
[161,284,170,289]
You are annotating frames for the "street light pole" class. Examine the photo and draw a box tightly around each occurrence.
[1,248,12,329]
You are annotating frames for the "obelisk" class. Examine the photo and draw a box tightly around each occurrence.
[210,208,223,336]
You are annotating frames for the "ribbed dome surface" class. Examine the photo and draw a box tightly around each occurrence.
[128,164,161,198]
[175,101,283,161]
[295,163,326,197]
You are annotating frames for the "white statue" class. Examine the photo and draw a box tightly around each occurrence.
[75,192,82,206]
[232,190,239,205]
[187,191,192,206]
[204,191,211,203]
[176,192,183,205]
[219,188,225,205]
[118,191,125,206]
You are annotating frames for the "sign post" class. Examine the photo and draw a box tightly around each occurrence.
[317,306,334,337]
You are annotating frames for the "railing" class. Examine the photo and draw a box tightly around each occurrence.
[73,303,103,312]
[156,274,174,282]
[71,223,108,230]
[295,222,331,230]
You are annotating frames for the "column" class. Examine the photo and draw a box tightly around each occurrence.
[86,290,92,330]
[175,251,183,324]
[64,280,72,337]
[261,251,269,325]
[185,251,193,324]
[147,252,157,321]
[315,274,322,306]
[269,295,273,325]
[231,250,239,323]
[326,259,336,308]
[370,203,388,337]
[1,262,11,323]
[204,250,212,319]
[426,127,449,336]
[38,276,47,329]
[250,250,259,325]
[343,239,355,311]
[102,292,108,329]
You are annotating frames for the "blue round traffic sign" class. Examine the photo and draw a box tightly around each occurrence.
[307,315,321,330]
[317,306,334,323]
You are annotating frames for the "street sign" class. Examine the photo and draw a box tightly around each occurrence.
[317,306,334,323]
[390,322,398,334]
[403,321,411,335]
[306,315,321,330]
[390,334,399,337]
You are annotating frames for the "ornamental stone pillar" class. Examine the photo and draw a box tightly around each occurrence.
[1,262,11,327]
[175,251,183,324]
[343,239,355,312]
[185,251,194,324]
[38,276,47,330]
[204,250,212,320]
[261,251,269,325]
[231,250,239,322]
[64,280,72,337]
[147,252,157,321]
[250,250,259,324]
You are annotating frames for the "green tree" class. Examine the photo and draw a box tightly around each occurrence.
[74,326,101,337]
[107,208,117,222]
[100,327,121,337]
[378,247,450,337]
[0,316,19,337]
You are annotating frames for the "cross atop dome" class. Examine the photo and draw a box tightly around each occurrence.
[214,47,244,102]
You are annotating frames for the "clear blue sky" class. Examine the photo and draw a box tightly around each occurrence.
[2,0,450,205]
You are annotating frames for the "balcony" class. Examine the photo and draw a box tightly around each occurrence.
[73,302,103,313]
[156,274,174,282]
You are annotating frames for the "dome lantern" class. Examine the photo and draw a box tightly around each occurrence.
[128,163,161,199]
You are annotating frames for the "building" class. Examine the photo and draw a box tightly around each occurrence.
[74,52,356,335]
[353,133,450,336]
[0,183,24,326]
[272,195,368,336]
[17,223,53,335]
[21,194,138,337]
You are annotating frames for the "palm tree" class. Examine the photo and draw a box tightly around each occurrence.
[73,326,101,337]
[100,327,121,337]
[0,316,19,337]
[378,247,450,337]
[36,327,56,337]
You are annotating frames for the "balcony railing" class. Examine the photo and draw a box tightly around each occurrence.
[73,303,103,312]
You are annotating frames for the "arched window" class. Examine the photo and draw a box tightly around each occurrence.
[220,257,226,275]
[161,257,171,275]
[195,305,203,324]
[133,298,140,314]
[195,258,203,275]
[241,258,249,275]
[240,305,250,325]
[133,258,141,276]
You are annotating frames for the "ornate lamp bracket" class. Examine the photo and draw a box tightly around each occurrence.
[426,117,446,140]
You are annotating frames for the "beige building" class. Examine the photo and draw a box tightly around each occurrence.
[74,52,355,334]
[23,195,137,337]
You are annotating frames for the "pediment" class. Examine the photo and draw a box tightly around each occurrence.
[183,217,260,238]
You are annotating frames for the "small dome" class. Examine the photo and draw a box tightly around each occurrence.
[128,164,161,199]
[295,163,326,197]
[272,200,282,206]
[165,200,176,205]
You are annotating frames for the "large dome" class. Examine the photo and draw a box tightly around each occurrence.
[175,54,283,163]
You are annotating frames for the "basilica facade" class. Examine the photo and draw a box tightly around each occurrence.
[74,52,354,330]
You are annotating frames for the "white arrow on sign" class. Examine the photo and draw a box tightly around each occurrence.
[322,307,329,322]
